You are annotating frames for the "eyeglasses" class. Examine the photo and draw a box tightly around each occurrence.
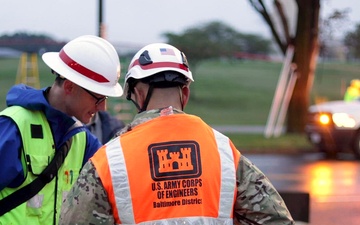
[81,87,108,106]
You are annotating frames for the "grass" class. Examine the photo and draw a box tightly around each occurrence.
[1,56,359,152]
[226,133,313,153]
[186,60,281,125]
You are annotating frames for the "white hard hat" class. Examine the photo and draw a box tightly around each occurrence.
[42,35,123,97]
[124,43,193,88]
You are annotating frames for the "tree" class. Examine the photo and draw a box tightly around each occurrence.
[248,0,320,133]
[0,32,66,53]
[319,9,349,59]
[162,21,272,70]
[344,23,360,60]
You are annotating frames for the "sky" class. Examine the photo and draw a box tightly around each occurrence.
[1,0,360,53]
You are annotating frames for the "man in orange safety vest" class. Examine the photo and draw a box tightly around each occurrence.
[59,43,295,225]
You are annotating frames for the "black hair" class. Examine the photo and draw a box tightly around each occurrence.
[126,71,189,113]
[52,70,66,86]
[126,71,188,100]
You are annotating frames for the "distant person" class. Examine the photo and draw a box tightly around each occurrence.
[0,35,123,224]
[86,110,125,144]
[344,79,360,102]
[60,43,294,224]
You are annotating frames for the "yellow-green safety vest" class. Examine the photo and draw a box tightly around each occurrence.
[0,106,86,225]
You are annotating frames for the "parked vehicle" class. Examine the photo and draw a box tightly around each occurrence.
[305,100,360,159]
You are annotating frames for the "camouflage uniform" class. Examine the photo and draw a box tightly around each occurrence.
[59,107,295,225]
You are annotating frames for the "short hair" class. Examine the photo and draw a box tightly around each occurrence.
[52,70,66,86]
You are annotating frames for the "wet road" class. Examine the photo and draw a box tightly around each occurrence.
[246,152,360,225]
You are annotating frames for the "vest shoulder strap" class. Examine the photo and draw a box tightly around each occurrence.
[0,138,73,216]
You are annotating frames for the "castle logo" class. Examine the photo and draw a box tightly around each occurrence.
[148,141,202,181]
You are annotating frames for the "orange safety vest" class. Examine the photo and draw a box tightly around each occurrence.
[92,114,241,224]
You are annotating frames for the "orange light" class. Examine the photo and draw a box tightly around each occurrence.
[319,114,330,125]
[311,165,332,196]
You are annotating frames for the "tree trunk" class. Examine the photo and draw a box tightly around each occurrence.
[287,0,320,133]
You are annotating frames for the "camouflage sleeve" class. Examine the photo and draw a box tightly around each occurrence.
[233,155,295,225]
[59,161,114,225]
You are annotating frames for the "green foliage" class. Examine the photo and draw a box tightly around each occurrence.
[344,23,360,59]
[0,32,66,53]
[320,8,350,58]
[237,33,273,54]
[162,21,272,69]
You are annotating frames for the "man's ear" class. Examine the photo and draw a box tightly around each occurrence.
[181,85,190,106]
[63,80,74,95]
[133,84,146,107]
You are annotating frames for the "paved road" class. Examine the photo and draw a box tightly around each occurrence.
[246,152,360,225]
[220,125,360,224]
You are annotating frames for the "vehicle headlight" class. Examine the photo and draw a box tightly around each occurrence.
[319,113,331,125]
[332,113,356,128]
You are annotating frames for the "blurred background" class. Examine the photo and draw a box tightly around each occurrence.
[1,1,360,224]
[1,0,359,145]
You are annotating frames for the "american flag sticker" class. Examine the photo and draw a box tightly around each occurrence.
[160,48,175,56]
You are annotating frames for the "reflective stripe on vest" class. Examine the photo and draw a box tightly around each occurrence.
[92,114,241,224]
[0,106,86,225]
